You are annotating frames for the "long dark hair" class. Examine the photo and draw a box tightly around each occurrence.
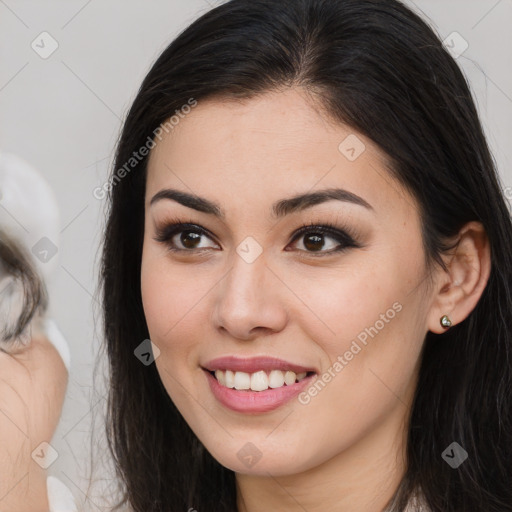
[99,0,512,510]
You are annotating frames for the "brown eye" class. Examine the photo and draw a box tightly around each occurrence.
[303,233,325,252]
[154,222,220,253]
[287,223,359,256]
[179,230,202,249]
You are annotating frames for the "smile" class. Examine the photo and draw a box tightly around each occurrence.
[212,369,311,391]
[201,356,318,413]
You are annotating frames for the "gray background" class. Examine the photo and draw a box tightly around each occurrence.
[0,0,511,508]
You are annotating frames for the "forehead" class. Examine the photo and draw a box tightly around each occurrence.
[145,88,413,220]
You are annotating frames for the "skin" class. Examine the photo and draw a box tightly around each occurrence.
[0,325,68,512]
[141,88,490,511]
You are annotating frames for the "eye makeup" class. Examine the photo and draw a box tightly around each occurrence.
[152,214,366,258]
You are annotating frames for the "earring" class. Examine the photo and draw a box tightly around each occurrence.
[440,315,452,328]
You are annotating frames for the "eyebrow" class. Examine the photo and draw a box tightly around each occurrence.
[149,187,374,219]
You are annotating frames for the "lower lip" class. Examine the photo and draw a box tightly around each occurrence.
[203,369,315,413]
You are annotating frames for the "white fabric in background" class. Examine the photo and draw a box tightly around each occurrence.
[47,476,78,512]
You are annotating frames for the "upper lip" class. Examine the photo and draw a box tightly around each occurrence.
[202,356,318,374]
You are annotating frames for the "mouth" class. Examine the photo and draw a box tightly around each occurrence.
[201,356,318,413]
[205,368,315,392]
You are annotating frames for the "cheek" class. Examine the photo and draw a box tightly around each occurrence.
[140,246,222,392]
[288,249,428,407]
[279,255,411,359]
[141,247,209,341]
[140,255,207,403]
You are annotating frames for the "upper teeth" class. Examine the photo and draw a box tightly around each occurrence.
[214,369,308,391]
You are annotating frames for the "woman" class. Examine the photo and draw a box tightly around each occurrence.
[99,0,512,510]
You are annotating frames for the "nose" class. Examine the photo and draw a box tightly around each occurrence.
[211,249,288,341]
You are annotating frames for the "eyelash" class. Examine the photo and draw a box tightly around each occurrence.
[153,217,361,257]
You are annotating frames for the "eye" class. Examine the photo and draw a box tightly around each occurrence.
[154,221,220,253]
[154,219,361,256]
[286,222,360,256]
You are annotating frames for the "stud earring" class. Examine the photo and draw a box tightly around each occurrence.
[440,315,452,328]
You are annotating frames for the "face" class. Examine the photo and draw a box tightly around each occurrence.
[141,88,436,477]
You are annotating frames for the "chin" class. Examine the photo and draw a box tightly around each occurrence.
[197,433,317,477]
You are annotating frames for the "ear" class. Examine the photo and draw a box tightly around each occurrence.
[427,221,491,334]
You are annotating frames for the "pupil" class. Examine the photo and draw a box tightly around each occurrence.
[304,233,324,251]
[181,231,201,248]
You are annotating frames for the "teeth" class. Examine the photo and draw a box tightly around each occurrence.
[268,370,285,388]
[250,371,268,391]
[213,369,310,391]
[225,370,235,388]
[284,371,296,386]
[215,369,226,386]
[234,371,251,390]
